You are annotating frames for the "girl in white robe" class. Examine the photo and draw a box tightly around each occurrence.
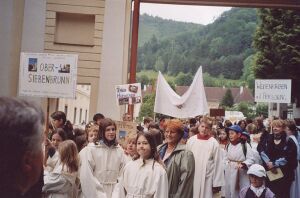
[79,118,127,198]
[186,117,224,198]
[113,132,168,198]
[43,140,79,198]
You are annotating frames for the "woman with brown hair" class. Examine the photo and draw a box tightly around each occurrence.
[157,119,195,198]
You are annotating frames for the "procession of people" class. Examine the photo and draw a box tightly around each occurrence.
[0,97,300,198]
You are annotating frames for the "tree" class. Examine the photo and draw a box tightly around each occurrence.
[253,9,300,107]
[154,56,165,72]
[137,74,149,88]
[220,89,234,107]
[138,93,155,120]
[174,72,193,86]
[241,55,255,90]
[255,103,268,118]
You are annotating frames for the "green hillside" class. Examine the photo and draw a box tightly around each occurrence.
[137,8,258,84]
[138,14,203,46]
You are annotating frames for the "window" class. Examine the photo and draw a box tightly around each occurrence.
[73,107,77,124]
[85,109,88,124]
[55,12,95,46]
[64,105,68,117]
[79,108,82,123]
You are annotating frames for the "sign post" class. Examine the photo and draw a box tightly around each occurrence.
[255,79,291,118]
[115,83,142,106]
[255,79,291,103]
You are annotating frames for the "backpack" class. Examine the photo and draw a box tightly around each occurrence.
[226,142,248,158]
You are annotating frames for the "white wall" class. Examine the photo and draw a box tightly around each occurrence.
[98,0,131,120]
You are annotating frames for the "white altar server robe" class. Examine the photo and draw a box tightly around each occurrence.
[186,136,224,198]
[113,158,168,198]
[79,142,127,198]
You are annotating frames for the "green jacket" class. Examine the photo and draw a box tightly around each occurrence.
[158,143,195,198]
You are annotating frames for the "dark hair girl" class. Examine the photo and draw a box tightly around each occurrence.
[50,111,74,140]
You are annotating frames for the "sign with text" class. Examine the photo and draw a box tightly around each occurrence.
[115,121,137,146]
[255,79,291,103]
[19,52,78,98]
[115,83,142,105]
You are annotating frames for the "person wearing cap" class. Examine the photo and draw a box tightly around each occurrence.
[224,125,255,198]
[239,164,275,198]
[157,119,195,198]
[186,117,224,198]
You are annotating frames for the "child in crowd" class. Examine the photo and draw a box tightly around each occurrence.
[113,132,168,198]
[224,125,255,198]
[79,118,127,198]
[218,126,229,149]
[143,117,153,132]
[86,121,99,143]
[217,126,229,198]
[239,164,275,198]
[44,128,67,172]
[186,117,224,198]
[189,126,199,138]
[73,128,87,152]
[124,134,137,161]
[43,140,80,198]
[50,111,74,140]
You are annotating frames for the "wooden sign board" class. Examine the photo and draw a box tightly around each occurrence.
[210,108,225,117]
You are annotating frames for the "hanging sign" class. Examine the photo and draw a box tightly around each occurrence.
[19,52,78,98]
[255,79,291,103]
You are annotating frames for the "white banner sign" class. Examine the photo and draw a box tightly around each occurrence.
[255,79,291,103]
[115,83,142,105]
[19,52,78,98]
[154,67,208,118]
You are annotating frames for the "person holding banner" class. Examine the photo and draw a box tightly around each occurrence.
[158,119,195,198]
[79,118,127,198]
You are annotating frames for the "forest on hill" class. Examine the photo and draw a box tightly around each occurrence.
[137,8,258,88]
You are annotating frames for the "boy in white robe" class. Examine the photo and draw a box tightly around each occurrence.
[186,117,224,198]
[224,125,255,198]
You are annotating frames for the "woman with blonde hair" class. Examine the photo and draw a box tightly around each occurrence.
[43,140,79,198]
[258,119,297,198]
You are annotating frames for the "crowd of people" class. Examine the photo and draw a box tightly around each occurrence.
[1,97,300,198]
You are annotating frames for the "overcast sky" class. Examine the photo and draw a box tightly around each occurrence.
[140,3,231,25]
